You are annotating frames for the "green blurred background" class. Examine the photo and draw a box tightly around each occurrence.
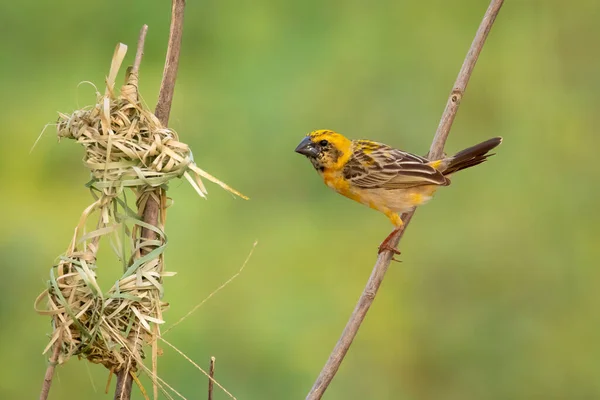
[1,0,599,399]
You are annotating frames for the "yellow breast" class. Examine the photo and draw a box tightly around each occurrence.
[322,169,362,203]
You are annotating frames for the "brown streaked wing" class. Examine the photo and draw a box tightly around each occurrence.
[343,142,448,189]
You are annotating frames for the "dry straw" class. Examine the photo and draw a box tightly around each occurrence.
[35,43,246,379]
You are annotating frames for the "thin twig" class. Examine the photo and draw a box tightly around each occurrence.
[39,341,61,400]
[208,357,215,400]
[155,0,186,124]
[115,1,186,399]
[305,1,504,398]
[160,337,236,399]
[163,240,258,335]
[132,25,149,76]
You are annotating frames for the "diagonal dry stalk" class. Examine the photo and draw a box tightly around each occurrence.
[305,0,505,398]
[114,1,186,399]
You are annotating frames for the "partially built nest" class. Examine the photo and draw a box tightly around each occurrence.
[36,44,246,374]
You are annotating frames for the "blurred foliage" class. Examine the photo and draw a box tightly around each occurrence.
[1,0,599,399]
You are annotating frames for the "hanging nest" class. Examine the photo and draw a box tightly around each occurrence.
[35,43,246,373]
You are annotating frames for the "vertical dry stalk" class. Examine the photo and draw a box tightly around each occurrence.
[114,1,186,399]
[39,340,61,400]
[131,25,149,77]
[305,1,504,399]
[208,356,216,400]
[155,0,186,125]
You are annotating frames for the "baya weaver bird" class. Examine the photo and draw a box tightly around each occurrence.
[295,129,502,254]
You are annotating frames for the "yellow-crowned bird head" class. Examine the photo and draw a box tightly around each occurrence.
[295,129,352,172]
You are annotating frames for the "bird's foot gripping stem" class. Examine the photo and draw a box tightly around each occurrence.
[378,228,402,260]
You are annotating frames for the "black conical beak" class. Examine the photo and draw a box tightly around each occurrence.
[295,137,319,157]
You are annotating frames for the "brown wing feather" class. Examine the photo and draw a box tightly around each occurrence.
[343,141,448,189]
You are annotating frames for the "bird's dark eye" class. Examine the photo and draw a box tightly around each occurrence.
[319,140,329,147]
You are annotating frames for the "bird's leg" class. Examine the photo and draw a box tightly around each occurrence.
[378,228,402,255]
[378,212,403,256]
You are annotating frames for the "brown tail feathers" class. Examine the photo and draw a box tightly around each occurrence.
[442,137,502,176]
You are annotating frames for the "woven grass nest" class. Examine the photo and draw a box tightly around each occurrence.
[35,43,246,375]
